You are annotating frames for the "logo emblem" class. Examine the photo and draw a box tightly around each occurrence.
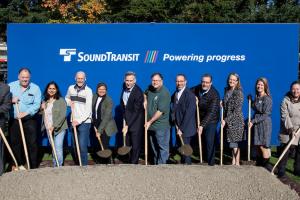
[144,50,159,63]
[59,49,77,62]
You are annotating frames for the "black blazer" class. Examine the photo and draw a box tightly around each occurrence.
[171,88,196,137]
[121,84,145,132]
[0,83,11,128]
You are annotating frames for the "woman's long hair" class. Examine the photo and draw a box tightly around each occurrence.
[255,77,270,97]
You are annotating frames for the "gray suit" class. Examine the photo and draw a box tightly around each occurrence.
[0,83,11,175]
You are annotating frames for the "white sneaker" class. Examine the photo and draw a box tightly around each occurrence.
[19,165,27,170]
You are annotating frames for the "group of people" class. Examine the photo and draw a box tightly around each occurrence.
[0,67,299,179]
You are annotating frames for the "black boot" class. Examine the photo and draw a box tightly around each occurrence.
[256,156,263,166]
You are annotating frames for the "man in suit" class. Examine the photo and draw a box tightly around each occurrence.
[171,74,196,164]
[191,74,220,166]
[0,82,11,175]
[121,71,144,164]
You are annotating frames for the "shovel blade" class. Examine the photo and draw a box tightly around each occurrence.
[117,146,132,156]
[97,149,112,158]
[178,144,193,157]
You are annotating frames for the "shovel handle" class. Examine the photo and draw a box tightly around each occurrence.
[71,111,82,167]
[94,126,105,151]
[0,127,19,169]
[15,102,30,169]
[43,109,60,167]
[220,104,224,166]
[248,98,251,161]
[196,97,203,163]
[272,127,300,174]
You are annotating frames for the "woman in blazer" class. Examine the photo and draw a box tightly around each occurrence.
[92,82,117,163]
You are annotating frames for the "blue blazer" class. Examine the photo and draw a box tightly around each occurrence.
[171,87,197,137]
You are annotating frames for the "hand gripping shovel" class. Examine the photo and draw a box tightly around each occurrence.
[0,127,19,170]
[15,102,30,169]
[93,126,112,158]
[176,126,193,157]
[271,127,300,175]
[117,120,132,156]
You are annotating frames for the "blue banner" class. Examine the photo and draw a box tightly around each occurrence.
[7,23,299,146]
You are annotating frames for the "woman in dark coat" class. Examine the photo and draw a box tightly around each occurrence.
[249,77,272,167]
[221,73,244,165]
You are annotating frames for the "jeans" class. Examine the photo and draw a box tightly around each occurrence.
[149,129,170,164]
[203,123,217,166]
[52,130,66,167]
[73,123,90,166]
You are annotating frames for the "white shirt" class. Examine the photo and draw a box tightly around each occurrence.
[95,96,102,119]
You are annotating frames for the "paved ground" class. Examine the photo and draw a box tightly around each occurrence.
[0,165,298,200]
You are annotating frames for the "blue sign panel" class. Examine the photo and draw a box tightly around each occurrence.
[7,23,299,146]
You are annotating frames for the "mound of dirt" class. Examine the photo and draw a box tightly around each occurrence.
[0,165,298,200]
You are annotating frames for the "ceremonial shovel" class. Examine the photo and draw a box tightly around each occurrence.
[93,126,112,158]
[176,126,193,157]
[271,127,300,175]
[144,96,148,165]
[117,120,132,156]
[70,107,82,166]
[0,127,19,170]
[43,109,59,167]
[220,103,224,166]
[196,97,203,163]
[15,102,30,169]
[247,96,252,161]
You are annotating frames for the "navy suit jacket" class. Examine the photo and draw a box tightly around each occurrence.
[171,87,196,137]
[121,84,144,132]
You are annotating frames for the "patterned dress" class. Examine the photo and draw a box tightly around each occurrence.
[252,95,272,147]
[224,89,245,143]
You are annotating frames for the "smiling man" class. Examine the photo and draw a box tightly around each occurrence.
[145,72,171,164]
[191,74,220,166]
[121,71,144,164]
[171,74,196,164]
[65,71,93,166]
[9,68,41,169]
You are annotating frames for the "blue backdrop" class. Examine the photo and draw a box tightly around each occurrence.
[7,23,299,147]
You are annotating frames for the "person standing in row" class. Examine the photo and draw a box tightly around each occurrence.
[65,71,93,166]
[0,82,11,174]
[145,73,171,165]
[191,74,220,166]
[171,74,196,164]
[121,71,144,164]
[9,68,41,169]
[221,73,244,166]
[92,82,117,164]
[277,81,300,178]
[249,78,272,167]
[41,81,68,167]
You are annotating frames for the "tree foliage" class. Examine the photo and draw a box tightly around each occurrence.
[0,0,299,37]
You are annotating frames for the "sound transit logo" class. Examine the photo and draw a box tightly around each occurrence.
[144,50,159,63]
[59,49,77,62]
